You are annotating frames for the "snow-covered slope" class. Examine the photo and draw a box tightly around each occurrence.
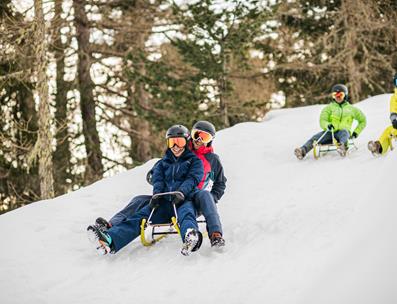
[0,95,396,304]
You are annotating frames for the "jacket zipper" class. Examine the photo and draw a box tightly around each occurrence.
[171,155,180,196]
[338,102,344,129]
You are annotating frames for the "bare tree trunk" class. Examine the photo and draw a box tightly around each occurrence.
[73,0,103,183]
[341,0,361,102]
[53,0,72,194]
[124,2,156,163]
[18,85,38,133]
[129,78,153,163]
[34,0,55,199]
[128,116,152,163]
[135,119,151,161]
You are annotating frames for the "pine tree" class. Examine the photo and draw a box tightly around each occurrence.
[52,0,74,195]
[169,0,273,127]
[73,0,104,183]
[269,0,397,106]
[0,1,42,212]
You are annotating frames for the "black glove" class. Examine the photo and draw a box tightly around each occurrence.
[327,124,334,131]
[392,119,397,129]
[149,196,162,209]
[351,132,358,139]
[172,191,185,206]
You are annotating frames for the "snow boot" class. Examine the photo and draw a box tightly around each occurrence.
[368,140,382,155]
[87,224,114,255]
[336,144,348,157]
[95,217,111,231]
[210,232,225,248]
[181,229,202,256]
[294,147,306,160]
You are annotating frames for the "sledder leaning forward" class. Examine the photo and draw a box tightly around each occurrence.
[294,84,367,160]
[368,73,397,156]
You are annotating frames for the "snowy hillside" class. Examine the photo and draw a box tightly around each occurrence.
[0,95,396,304]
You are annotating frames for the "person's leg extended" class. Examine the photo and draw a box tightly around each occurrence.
[106,204,152,253]
[379,126,397,154]
[302,130,332,153]
[177,201,203,254]
[334,129,350,146]
[109,195,151,226]
[177,201,199,241]
[194,190,222,236]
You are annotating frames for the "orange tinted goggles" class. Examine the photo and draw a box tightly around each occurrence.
[167,137,187,148]
[192,129,213,144]
[332,91,345,99]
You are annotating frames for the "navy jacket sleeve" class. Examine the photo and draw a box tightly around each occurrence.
[178,155,204,197]
[210,154,227,202]
[152,160,166,195]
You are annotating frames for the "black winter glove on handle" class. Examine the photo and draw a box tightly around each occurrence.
[392,119,397,129]
[327,124,334,131]
[172,191,185,206]
[352,132,358,139]
[149,196,162,209]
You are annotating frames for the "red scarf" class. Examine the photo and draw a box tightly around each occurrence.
[191,144,214,189]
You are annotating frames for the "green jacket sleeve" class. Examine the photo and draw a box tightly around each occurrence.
[319,105,331,130]
[352,107,367,135]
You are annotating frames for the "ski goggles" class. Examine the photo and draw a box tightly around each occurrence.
[191,129,213,144]
[167,137,187,148]
[332,91,345,100]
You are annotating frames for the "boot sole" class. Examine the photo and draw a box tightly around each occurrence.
[181,236,199,256]
[87,226,98,244]
[211,241,226,252]
[181,241,198,256]
[87,226,110,255]
[294,149,304,160]
[368,142,381,155]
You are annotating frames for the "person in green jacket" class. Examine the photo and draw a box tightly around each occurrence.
[294,84,367,159]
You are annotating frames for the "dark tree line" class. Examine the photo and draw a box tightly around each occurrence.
[265,0,397,106]
[0,0,396,213]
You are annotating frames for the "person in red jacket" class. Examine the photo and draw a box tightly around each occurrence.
[189,121,226,247]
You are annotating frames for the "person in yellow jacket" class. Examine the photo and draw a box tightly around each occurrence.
[368,74,397,155]
[295,84,367,159]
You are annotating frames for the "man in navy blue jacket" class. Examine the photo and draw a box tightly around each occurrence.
[94,121,227,248]
[87,125,204,256]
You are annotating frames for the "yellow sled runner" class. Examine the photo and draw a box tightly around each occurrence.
[140,191,205,246]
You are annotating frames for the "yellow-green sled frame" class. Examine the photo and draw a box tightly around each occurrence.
[140,191,206,246]
[312,129,358,159]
